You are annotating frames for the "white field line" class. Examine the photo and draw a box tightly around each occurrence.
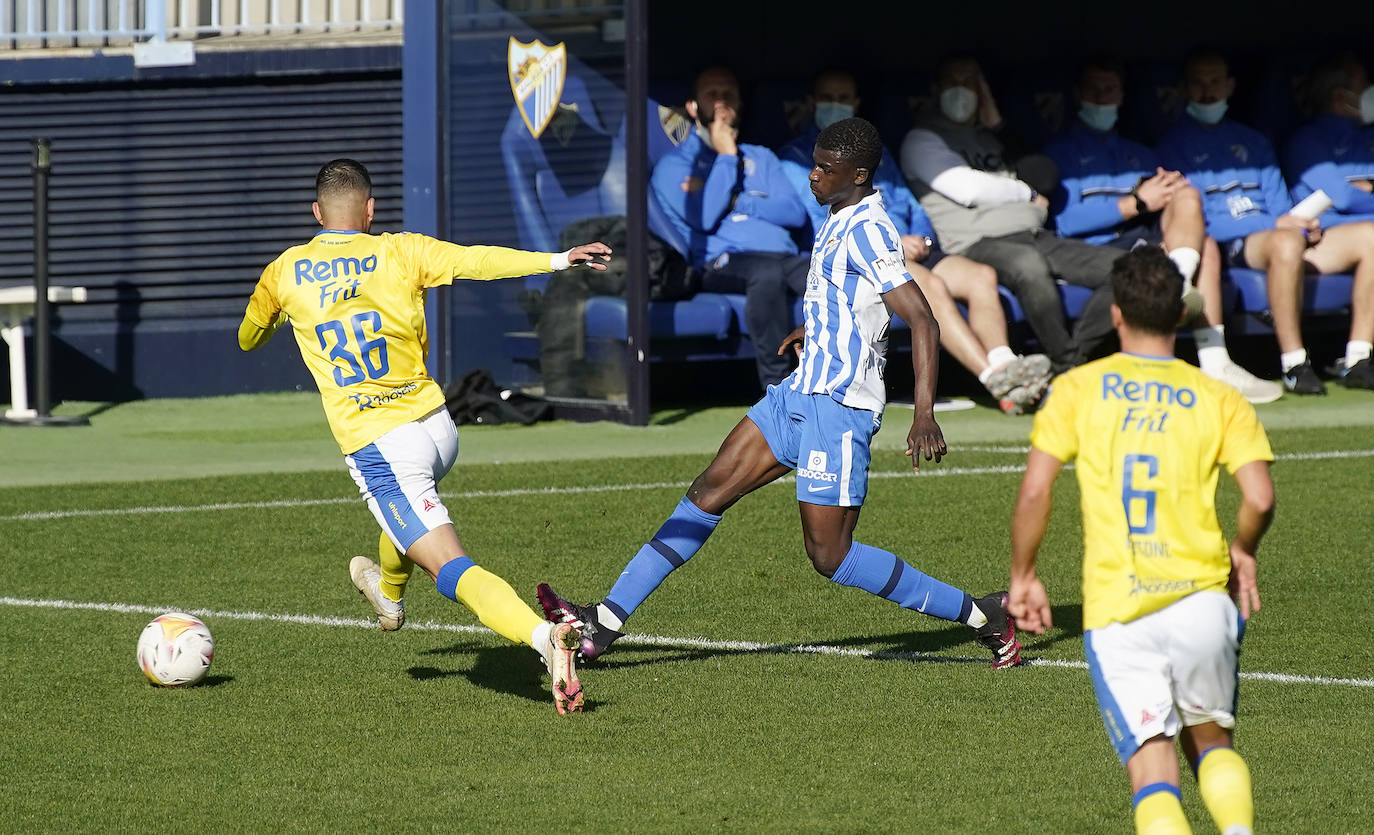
[2,595,1371,689]
[6,448,1374,524]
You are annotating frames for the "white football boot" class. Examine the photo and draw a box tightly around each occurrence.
[349,556,405,631]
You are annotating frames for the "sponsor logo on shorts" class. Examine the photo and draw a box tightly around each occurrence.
[1140,708,1156,725]
[798,449,838,483]
[1127,574,1197,596]
[350,381,419,411]
[806,483,834,493]
[423,497,438,512]
[387,501,407,529]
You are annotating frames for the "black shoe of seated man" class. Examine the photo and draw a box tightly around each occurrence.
[1281,361,1326,395]
[1337,357,1374,390]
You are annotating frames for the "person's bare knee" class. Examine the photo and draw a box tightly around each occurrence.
[802,529,851,578]
[403,524,466,580]
[1181,722,1233,767]
[1267,229,1307,267]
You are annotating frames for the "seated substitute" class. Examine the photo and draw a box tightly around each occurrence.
[650,65,811,391]
[1045,56,1282,403]
[1281,51,1374,388]
[238,158,612,714]
[539,118,1022,670]
[1158,49,1374,394]
[778,68,1051,414]
[1010,246,1274,835]
[901,55,1122,373]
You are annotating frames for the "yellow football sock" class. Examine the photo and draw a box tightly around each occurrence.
[1197,747,1253,835]
[1134,785,1191,835]
[378,531,413,603]
[454,565,544,647]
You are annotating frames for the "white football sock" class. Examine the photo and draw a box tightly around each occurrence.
[1280,349,1309,374]
[530,620,553,663]
[978,346,1019,384]
[595,603,625,631]
[966,599,989,629]
[1345,340,1372,368]
[986,345,1018,370]
[1168,247,1201,283]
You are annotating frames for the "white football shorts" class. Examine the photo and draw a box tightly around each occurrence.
[1084,590,1243,764]
[343,406,459,552]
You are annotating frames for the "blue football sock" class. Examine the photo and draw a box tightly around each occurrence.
[602,496,721,625]
[830,541,972,623]
[433,557,476,602]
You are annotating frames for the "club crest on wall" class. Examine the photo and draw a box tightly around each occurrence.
[509,37,567,139]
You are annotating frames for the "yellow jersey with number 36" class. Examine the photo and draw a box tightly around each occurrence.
[1029,352,1273,630]
[242,230,553,454]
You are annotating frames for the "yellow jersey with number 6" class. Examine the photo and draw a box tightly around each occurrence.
[242,230,552,454]
[1029,352,1273,630]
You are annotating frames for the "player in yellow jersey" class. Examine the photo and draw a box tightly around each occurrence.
[1008,246,1275,835]
[238,159,612,714]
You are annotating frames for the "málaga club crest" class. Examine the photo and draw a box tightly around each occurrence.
[508,37,567,139]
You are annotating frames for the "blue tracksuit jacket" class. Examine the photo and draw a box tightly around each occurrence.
[1045,119,1162,244]
[649,130,807,269]
[1156,116,1292,243]
[1283,113,1374,227]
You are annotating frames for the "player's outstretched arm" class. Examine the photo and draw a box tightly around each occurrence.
[1009,447,1062,634]
[1229,460,1275,619]
[882,281,945,471]
[562,241,614,271]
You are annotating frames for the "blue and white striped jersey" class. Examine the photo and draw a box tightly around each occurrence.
[788,191,912,413]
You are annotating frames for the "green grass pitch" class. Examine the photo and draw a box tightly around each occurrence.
[1,393,1371,832]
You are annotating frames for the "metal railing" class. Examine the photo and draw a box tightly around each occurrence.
[2,1,404,49]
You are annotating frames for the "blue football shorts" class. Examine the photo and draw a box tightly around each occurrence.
[746,383,882,507]
[343,406,459,552]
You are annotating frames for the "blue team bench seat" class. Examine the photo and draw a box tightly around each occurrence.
[576,282,1092,362]
[1222,268,1353,335]
[584,292,734,342]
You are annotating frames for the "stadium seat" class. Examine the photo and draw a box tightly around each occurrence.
[1225,267,1352,322]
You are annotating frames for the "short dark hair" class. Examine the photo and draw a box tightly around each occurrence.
[690,65,738,101]
[1303,52,1363,114]
[816,117,882,185]
[316,158,372,203]
[1078,55,1126,84]
[1183,47,1229,77]
[812,67,857,92]
[934,54,979,82]
[1110,247,1183,335]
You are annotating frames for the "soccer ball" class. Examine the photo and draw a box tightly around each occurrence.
[136,612,214,687]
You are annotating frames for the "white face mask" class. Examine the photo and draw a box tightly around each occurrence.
[814,101,855,130]
[1079,101,1119,131]
[1360,86,1374,125]
[1187,99,1228,125]
[940,85,978,123]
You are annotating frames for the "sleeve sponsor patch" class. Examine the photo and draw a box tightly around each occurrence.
[869,253,908,287]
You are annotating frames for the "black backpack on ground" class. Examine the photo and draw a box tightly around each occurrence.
[444,368,551,425]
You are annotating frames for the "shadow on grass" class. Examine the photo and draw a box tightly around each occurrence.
[566,602,1085,673]
[408,641,600,712]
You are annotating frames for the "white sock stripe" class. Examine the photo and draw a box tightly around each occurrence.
[6,449,1374,522]
[4,595,1371,689]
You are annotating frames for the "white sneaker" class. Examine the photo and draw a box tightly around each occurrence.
[1206,362,1283,404]
[547,621,584,715]
[349,556,405,631]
